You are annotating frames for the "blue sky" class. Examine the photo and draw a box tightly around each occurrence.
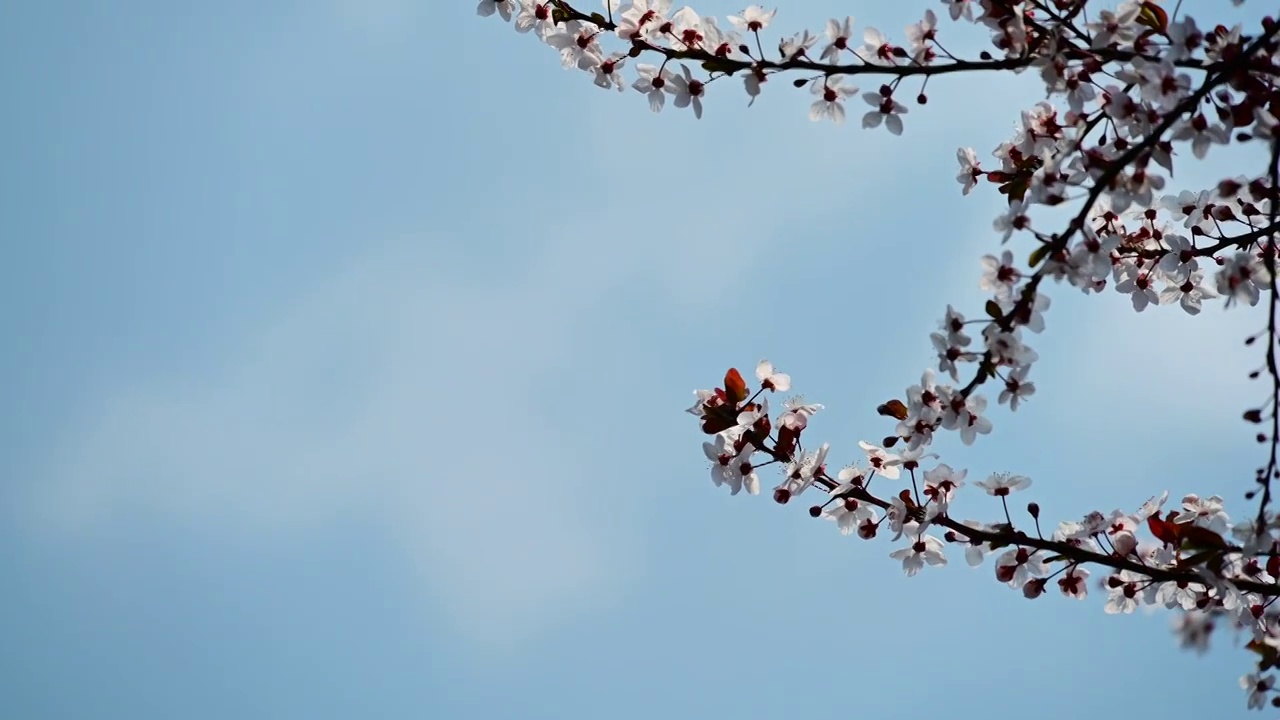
[0,0,1273,717]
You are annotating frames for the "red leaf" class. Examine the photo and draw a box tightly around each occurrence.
[776,425,799,457]
[700,405,738,435]
[1147,515,1180,546]
[724,368,749,404]
[877,399,909,421]
[898,489,917,510]
[1180,525,1228,551]
[1136,1,1168,34]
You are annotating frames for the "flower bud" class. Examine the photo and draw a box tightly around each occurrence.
[1023,578,1046,599]
[809,505,822,518]
[1111,530,1137,556]
[858,520,877,539]
[1027,502,1040,519]
[773,488,792,504]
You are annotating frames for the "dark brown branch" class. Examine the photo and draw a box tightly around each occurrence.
[1115,220,1280,260]
[747,436,1280,598]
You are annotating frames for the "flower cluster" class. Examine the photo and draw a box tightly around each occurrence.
[482,0,1280,709]
[689,362,1280,708]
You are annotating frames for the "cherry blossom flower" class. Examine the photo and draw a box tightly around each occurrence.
[1114,261,1161,312]
[858,440,903,480]
[1173,612,1214,654]
[1156,233,1200,280]
[632,64,674,112]
[885,494,918,541]
[1159,269,1218,315]
[1166,16,1204,61]
[856,27,898,65]
[956,147,982,195]
[976,472,1032,496]
[980,250,1019,300]
[477,0,515,22]
[823,488,879,536]
[993,200,1031,242]
[669,7,705,50]
[1241,672,1275,710]
[777,396,821,436]
[820,16,855,62]
[1171,114,1231,160]
[998,366,1035,410]
[951,520,994,566]
[1135,491,1170,522]
[904,10,937,60]
[702,434,744,492]
[1254,107,1279,142]
[1156,580,1200,611]
[861,91,908,135]
[1174,494,1230,535]
[591,53,629,91]
[809,77,858,124]
[837,465,866,486]
[545,21,604,69]
[778,29,817,61]
[1058,566,1090,600]
[890,534,947,576]
[1104,570,1152,614]
[755,359,791,392]
[667,64,706,119]
[773,443,830,503]
[514,0,556,37]
[942,0,973,22]
[1087,4,1142,50]
[923,463,966,517]
[995,547,1049,588]
[727,5,775,33]
[940,393,993,445]
[1215,252,1262,307]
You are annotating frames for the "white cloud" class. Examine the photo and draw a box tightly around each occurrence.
[22,160,811,649]
[331,0,417,36]
[24,233,647,651]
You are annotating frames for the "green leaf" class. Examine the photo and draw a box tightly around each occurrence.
[1028,243,1051,268]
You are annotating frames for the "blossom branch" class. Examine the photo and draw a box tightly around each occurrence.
[741,431,1280,598]
[957,22,1280,400]
[486,0,1280,708]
